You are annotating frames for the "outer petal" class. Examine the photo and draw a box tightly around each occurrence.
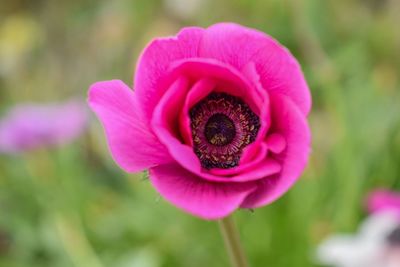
[199,22,311,115]
[149,163,257,220]
[88,80,172,172]
[241,93,311,208]
[134,27,204,121]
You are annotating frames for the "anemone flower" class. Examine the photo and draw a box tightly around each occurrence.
[89,22,311,267]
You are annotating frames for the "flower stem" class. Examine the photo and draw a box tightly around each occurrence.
[218,215,249,267]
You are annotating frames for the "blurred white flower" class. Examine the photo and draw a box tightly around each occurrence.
[316,212,400,267]
[163,0,205,20]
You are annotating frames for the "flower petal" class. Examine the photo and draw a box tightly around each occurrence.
[168,58,265,114]
[241,93,311,208]
[199,22,311,115]
[265,133,286,154]
[238,62,270,165]
[88,80,172,172]
[179,78,216,146]
[152,64,280,182]
[209,143,269,176]
[367,190,400,216]
[134,27,204,122]
[149,163,257,219]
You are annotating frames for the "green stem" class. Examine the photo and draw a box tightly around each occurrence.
[218,215,249,267]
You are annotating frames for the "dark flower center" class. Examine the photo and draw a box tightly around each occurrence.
[387,225,400,247]
[190,92,260,169]
[204,113,236,146]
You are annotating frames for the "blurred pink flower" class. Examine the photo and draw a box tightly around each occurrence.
[89,23,311,219]
[317,212,400,267]
[0,100,88,153]
[317,190,400,267]
[367,190,400,217]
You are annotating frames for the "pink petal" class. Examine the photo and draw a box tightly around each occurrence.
[179,78,216,146]
[88,80,172,172]
[210,143,269,176]
[152,60,281,182]
[239,62,271,165]
[241,93,311,208]
[168,58,264,114]
[199,23,311,115]
[134,27,204,122]
[265,133,286,154]
[153,117,281,182]
[149,163,258,219]
[367,190,400,215]
[152,76,191,139]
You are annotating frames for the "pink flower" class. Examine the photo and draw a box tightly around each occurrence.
[0,100,88,154]
[317,212,400,267]
[317,191,400,267]
[89,23,311,219]
[367,190,400,217]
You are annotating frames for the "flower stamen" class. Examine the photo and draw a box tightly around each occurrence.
[190,92,260,169]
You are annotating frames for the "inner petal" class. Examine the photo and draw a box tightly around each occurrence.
[190,92,260,169]
[151,59,281,183]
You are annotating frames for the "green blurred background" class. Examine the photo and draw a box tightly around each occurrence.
[1,0,399,266]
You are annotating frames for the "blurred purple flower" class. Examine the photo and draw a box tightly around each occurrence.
[0,100,88,154]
